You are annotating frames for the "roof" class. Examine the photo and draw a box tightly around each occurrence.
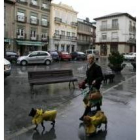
[77,18,96,27]
[94,12,136,21]
[52,2,78,13]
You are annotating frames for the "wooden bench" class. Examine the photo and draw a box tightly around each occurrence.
[28,69,78,92]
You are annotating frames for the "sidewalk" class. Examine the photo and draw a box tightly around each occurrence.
[6,76,136,140]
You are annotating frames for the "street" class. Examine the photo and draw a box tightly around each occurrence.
[4,58,136,140]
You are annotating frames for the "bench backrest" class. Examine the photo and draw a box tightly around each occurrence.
[28,69,74,80]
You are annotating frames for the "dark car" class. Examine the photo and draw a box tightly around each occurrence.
[5,51,19,63]
[71,51,86,60]
[48,51,60,61]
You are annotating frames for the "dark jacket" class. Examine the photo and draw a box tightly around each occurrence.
[85,63,103,90]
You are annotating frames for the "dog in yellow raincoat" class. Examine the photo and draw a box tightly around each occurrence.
[29,108,57,130]
[83,111,107,136]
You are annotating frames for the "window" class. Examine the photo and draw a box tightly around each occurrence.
[55,44,59,51]
[72,32,75,37]
[42,32,47,39]
[31,0,38,5]
[112,32,118,39]
[17,28,25,36]
[29,51,38,57]
[31,29,36,37]
[102,21,107,29]
[42,18,47,26]
[38,52,48,56]
[61,45,65,51]
[102,33,107,40]
[61,31,65,36]
[129,21,133,32]
[67,32,70,36]
[42,3,48,9]
[112,19,118,28]
[55,30,59,35]
[30,16,37,24]
[17,12,25,22]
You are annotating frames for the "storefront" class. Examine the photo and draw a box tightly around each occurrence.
[16,40,48,56]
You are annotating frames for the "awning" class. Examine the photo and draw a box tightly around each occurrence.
[16,40,48,46]
[4,39,10,43]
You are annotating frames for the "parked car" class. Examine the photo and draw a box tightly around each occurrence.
[48,50,60,61]
[58,52,72,61]
[123,52,136,61]
[4,58,11,77]
[71,51,86,60]
[17,51,53,66]
[5,51,19,63]
[85,49,100,60]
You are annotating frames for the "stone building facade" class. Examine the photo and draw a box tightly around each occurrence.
[49,2,78,53]
[94,13,136,56]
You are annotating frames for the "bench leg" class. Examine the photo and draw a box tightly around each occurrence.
[72,82,75,88]
[30,84,34,93]
[69,82,71,88]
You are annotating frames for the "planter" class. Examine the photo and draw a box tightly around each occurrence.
[108,64,126,73]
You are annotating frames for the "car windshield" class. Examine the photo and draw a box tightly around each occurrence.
[77,52,85,54]
[129,53,135,55]
[62,52,69,54]
[50,51,58,55]
[6,52,17,55]
[86,51,92,54]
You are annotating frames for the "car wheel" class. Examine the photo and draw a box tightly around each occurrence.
[21,60,27,66]
[45,60,51,65]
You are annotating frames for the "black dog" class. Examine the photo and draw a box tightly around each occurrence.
[103,73,115,83]
[29,108,57,130]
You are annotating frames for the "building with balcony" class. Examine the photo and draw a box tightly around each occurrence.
[94,13,136,56]
[49,2,78,53]
[77,18,96,52]
[4,0,51,56]
[4,0,16,53]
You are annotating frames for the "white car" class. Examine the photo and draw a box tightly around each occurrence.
[4,58,11,77]
[17,51,53,66]
[85,49,100,60]
[123,52,136,61]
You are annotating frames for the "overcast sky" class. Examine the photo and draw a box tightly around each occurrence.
[53,0,137,21]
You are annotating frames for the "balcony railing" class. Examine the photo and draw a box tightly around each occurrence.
[127,38,136,44]
[99,37,119,42]
[41,21,49,27]
[30,18,39,25]
[17,0,28,5]
[65,36,71,40]
[53,34,61,40]
[17,33,26,39]
[30,35,38,40]
[41,36,48,41]
[71,36,77,42]
[17,15,26,23]
[77,40,91,45]
[100,24,119,31]
[71,22,78,27]
[54,17,62,23]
